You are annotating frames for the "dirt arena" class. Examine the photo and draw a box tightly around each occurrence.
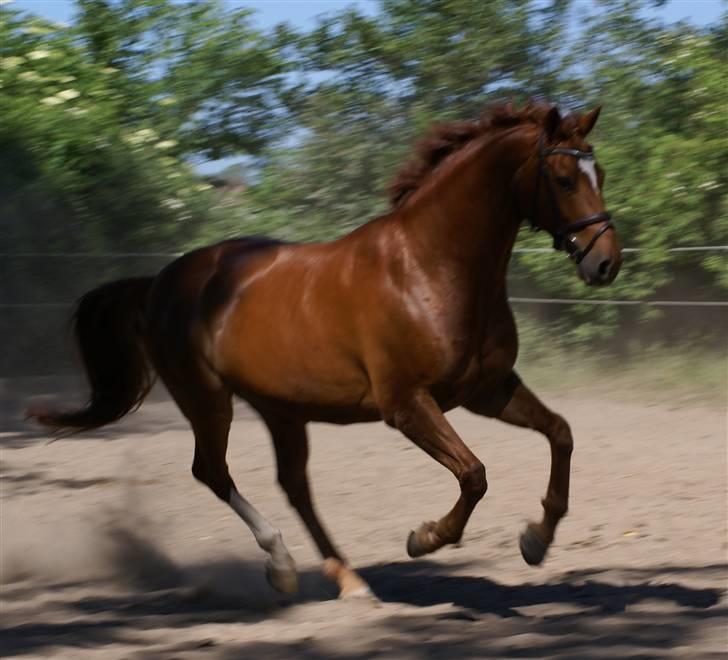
[2,385,726,659]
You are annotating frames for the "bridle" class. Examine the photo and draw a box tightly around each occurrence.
[530,132,613,264]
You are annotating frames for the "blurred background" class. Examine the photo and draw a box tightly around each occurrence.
[1,0,726,409]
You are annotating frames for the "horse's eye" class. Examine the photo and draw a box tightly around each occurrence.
[556,176,575,191]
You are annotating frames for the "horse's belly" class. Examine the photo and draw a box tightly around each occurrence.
[222,339,371,410]
[213,297,372,412]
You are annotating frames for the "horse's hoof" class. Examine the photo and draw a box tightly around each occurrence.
[265,556,299,594]
[407,529,426,558]
[406,521,439,558]
[519,524,549,566]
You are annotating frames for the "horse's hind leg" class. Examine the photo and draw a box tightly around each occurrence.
[263,416,371,598]
[465,372,573,566]
[167,379,298,593]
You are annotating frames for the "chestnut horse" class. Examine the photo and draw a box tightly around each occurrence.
[30,102,622,598]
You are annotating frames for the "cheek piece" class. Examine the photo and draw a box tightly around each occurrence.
[528,132,613,265]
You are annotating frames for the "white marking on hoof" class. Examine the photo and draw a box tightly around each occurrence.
[340,585,377,601]
[519,525,549,566]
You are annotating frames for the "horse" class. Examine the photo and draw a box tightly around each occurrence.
[28,102,622,598]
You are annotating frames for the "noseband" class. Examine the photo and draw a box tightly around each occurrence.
[531,132,613,264]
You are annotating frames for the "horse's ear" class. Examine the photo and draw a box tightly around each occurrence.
[578,106,602,136]
[544,106,562,139]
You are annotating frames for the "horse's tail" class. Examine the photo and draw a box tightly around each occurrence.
[27,277,156,435]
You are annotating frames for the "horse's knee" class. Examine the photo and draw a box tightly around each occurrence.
[460,461,487,502]
[549,415,573,455]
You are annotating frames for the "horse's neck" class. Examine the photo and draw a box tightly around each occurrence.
[398,128,531,291]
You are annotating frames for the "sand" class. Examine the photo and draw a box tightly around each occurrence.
[1,391,726,659]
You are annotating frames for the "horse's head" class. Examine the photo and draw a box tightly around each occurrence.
[518,105,622,286]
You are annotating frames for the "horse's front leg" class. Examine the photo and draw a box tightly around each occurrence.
[465,372,574,566]
[382,390,487,557]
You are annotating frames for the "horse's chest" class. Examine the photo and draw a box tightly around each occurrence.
[431,315,517,409]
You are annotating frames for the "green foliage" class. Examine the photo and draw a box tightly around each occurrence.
[71,0,284,158]
[254,0,574,236]
[1,0,283,256]
[0,1,283,374]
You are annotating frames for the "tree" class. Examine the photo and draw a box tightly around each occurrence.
[252,0,573,237]
[72,0,285,159]
[0,1,284,374]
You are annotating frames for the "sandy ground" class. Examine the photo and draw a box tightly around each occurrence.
[1,390,727,659]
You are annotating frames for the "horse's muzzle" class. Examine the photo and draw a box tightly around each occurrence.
[577,246,622,286]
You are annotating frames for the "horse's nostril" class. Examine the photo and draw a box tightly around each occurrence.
[598,259,611,277]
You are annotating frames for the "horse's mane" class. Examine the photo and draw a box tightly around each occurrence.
[388,101,563,208]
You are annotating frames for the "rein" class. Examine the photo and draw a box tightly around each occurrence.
[531,132,613,264]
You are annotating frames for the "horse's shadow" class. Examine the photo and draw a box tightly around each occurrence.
[14,556,720,623]
[1,557,724,658]
[360,560,723,617]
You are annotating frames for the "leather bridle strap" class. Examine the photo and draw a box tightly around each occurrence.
[532,132,613,264]
[559,217,613,262]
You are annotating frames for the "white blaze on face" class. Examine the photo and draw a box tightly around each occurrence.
[578,158,599,192]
